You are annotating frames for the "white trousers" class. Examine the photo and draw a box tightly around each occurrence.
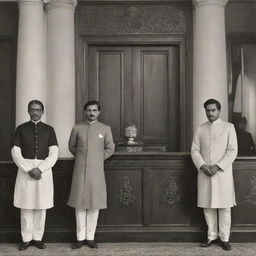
[20,209,46,242]
[203,208,231,242]
[75,209,99,241]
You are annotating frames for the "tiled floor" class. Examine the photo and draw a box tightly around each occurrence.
[1,243,256,256]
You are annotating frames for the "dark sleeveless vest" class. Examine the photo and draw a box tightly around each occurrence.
[13,121,58,160]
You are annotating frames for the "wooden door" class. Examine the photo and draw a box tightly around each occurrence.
[88,45,179,151]
[89,46,132,144]
[0,39,16,160]
[132,46,178,151]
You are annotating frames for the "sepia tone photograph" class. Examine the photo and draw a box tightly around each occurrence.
[1,0,256,255]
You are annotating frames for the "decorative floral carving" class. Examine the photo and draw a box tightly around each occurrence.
[162,176,180,206]
[245,176,256,205]
[79,5,187,34]
[117,176,135,205]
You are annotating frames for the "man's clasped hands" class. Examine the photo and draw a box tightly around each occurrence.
[28,168,42,180]
[200,164,223,177]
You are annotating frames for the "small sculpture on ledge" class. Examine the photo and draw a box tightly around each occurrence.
[116,124,167,152]
[125,124,138,145]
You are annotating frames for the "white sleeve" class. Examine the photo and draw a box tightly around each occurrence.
[37,145,59,173]
[11,146,33,173]
[191,127,206,171]
[217,124,238,171]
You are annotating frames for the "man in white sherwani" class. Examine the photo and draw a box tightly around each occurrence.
[68,100,115,249]
[191,98,237,251]
[11,100,58,250]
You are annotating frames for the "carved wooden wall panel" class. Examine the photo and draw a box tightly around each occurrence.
[78,4,188,35]
[98,168,142,226]
[233,167,256,228]
[2,156,256,242]
[143,168,202,226]
[0,164,18,229]
[47,161,74,227]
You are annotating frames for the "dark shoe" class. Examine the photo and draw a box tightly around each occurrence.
[32,240,46,249]
[201,239,218,247]
[86,240,98,249]
[72,240,84,249]
[221,241,232,251]
[19,242,30,250]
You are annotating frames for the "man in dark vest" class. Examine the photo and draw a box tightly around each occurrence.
[11,100,58,250]
[68,100,115,249]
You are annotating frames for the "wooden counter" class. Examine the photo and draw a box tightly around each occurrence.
[1,153,256,242]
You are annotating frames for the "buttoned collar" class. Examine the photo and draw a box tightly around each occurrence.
[208,118,221,125]
[85,119,98,126]
[30,119,41,125]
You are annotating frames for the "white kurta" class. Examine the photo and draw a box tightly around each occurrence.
[191,119,238,208]
[11,145,58,209]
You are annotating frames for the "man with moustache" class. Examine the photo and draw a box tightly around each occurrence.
[68,100,115,249]
[11,100,58,250]
[191,99,238,251]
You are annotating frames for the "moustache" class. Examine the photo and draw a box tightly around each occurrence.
[89,115,95,117]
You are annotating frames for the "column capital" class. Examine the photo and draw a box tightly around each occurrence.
[18,0,44,7]
[45,0,77,11]
[193,0,229,8]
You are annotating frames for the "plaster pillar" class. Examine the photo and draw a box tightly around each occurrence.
[16,0,46,126]
[193,0,229,130]
[45,0,77,157]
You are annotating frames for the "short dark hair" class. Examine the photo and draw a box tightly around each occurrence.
[84,100,101,111]
[203,99,221,110]
[28,100,44,112]
[238,116,247,125]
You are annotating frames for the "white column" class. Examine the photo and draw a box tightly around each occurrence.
[46,0,77,157]
[16,0,46,126]
[193,0,229,130]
